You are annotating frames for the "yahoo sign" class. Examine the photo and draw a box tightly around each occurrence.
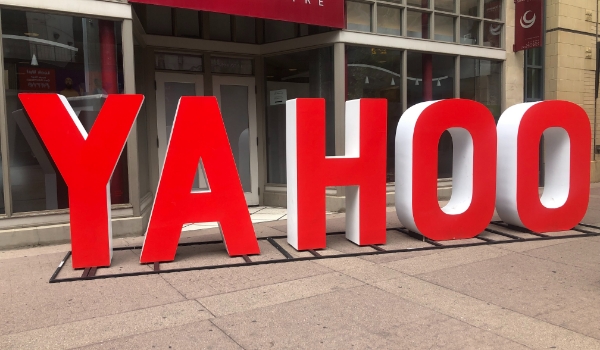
[18,94,590,269]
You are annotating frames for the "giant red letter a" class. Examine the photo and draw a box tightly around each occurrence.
[140,97,260,263]
[19,94,144,268]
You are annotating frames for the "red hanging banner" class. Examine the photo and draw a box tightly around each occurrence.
[514,0,543,52]
[129,0,345,29]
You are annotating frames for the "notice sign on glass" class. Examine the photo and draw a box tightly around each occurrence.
[514,0,543,52]
[270,89,287,106]
[18,67,56,92]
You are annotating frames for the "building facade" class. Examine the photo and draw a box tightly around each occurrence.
[0,0,596,248]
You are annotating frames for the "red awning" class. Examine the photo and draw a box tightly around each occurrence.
[129,0,345,29]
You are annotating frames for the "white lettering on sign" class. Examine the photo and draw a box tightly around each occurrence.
[305,0,311,3]
[320,0,324,5]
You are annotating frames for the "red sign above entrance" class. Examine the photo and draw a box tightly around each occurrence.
[129,0,345,29]
[514,0,543,52]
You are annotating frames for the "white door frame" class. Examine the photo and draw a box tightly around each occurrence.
[155,72,204,173]
[212,75,259,205]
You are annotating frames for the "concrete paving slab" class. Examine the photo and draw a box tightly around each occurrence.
[212,285,530,350]
[160,260,333,299]
[0,300,212,349]
[314,257,405,284]
[375,275,600,349]
[519,235,600,271]
[159,243,245,270]
[415,248,600,339]
[382,245,510,276]
[198,272,363,316]
[80,320,243,350]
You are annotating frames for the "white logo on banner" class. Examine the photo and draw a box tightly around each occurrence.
[520,10,536,29]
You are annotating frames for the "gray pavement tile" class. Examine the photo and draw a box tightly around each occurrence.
[374,275,600,349]
[249,240,291,262]
[516,236,600,271]
[380,230,432,250]
[79,320,242,350]
[0,252,185,336]
[438,237,484,246]
[381,245,510,276]
[198,272,363,316]
[314,257,405,284]
[159,243,245,270]
[477,231,514,241]
[160,261,333,299]
[415,249,600,340]
[325,234,376,254]
[358,249,438,264]
[0,300,212,349]
[212,285,529,350]
[272,238,314,258]
[96,249,152,276]
[493,237,584,253]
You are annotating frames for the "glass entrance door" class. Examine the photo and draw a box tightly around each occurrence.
[212,75,259,205]
[155,72,206,189]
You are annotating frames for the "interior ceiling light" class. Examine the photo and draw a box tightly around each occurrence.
[289,68,297,71]
[31,54,38,66]
[391,78,395,86]
[24,32,39,37]
[365,76,369,84]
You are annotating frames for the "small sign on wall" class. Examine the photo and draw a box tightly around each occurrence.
[270,89,287,106]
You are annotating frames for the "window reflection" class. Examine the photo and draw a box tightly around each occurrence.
[347,46,402,182]
[1,10,126,213]
[265,47,335,184]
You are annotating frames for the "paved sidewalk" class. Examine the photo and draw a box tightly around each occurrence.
[1,188,600,349]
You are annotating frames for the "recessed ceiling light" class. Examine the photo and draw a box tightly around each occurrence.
[289,68,297,71]
[24,32,39,37]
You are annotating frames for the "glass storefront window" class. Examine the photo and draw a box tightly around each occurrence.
[484,0,502,20]
[460,58,502,118]
[347,46,402,183]
[407,11,430,39]
[483,22,502,48]
[377,6,402,36]
[265,47,335,184]
[460,0,479,16]
[435,0,455,13]
[434,14,455,42]
[407,52,455,178]
[346,1,372,32]
[460,18,479,45]
[1,10,126,213]
[407,0,429,8]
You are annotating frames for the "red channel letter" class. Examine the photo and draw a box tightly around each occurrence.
[286,99,387,250]
[19,94,144,268]
[140,97,259,263]
[395,99,497,240]
[496,101,590,232]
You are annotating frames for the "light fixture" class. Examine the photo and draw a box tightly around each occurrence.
[365,76,369,84]
[24,32,39,37]
[415,79,419,86]
[391,78,395,86]
[289,68,297,72]
[31,54,38,66]
[437,80,441,87]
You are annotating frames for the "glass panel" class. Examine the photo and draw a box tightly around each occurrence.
[407,0,429,8]
[346,46,402,183]
[1,10,127,212]
[406,52,455,179]
[461,0,479,16]
[346,1,371,32]
[377,6,401,36]
[483,22,502,48]
[155,53,203,72]
[460,58,502,118]
[435,0,455,12]
[235,16,256,44]
[264,20,296,43]
[527,68,543,100]
[460,18,479,45]
[407,11,430,39]
[211,57,253,75]
[434,14,455,42]
[209,13,231,41]
[145,5,172,36]
[527,47,543,66]
[484,0,502,20]
[265,47,334,184]
[220,85,251,192]
[175,8,200,38]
